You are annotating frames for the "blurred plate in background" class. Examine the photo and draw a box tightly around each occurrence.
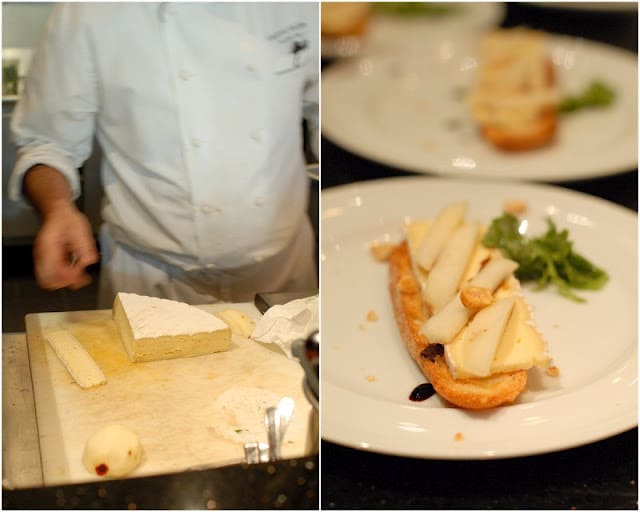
[322,2,505,59]
[526,2,638,12]
[322,36,637,181]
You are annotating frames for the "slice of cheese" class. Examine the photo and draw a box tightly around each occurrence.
[113,293,231,363]
[44,328,107,389]
[446,296,550,379]
[445,297,515,378]
[491,296,550,373]
[215,309,256,338]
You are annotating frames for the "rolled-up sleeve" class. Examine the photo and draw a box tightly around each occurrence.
[9,3,98,203]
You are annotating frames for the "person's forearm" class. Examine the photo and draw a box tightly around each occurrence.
[23,164,77,218]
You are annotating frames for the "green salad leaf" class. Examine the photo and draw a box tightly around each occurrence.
[482,213,608,302]
[374,2,459,17]
[559,80,615,113]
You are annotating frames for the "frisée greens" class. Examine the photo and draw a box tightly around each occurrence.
[482,213,608,302]
[559,80,615,114]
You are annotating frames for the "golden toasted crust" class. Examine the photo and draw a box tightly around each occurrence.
[482,109,557,152]
[388,242,527,409]
[479,59,557,152]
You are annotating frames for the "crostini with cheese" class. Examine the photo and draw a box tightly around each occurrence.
[467,28,559,151]
[387,202,552,409]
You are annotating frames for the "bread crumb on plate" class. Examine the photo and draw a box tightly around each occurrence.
[503,200,528,216]
[369,242,394,262]
[546,366,560,377]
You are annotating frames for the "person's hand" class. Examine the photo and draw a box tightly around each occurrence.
[33,201,100,290]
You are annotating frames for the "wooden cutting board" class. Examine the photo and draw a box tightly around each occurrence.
[25,303,311,486]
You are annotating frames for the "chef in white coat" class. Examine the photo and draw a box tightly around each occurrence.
[9,2,319,308]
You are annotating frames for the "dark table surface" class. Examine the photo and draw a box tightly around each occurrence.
[3,455,318,510]
[321,2,638,510]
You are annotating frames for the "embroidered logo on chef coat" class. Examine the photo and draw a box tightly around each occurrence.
[267,22,310,75]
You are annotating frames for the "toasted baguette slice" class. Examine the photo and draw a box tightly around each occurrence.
[482,108,557,152]
[389,241,527,409]
[469,28,558,152]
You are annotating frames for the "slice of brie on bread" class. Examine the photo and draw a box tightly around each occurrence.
[113,292,231,363]
[389,202,551,409]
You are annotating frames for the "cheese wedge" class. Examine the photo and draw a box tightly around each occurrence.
[113,293,231,363]
[492,296,550,374]
[44,328,107,389]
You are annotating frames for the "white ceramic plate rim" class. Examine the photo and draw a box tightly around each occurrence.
[321,177,638,460]
[322,36,638,182]
[321,2,504,59]
[526,2,637,12]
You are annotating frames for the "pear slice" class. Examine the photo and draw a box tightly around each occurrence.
[422,222,479,313]
[448,297,515,378]
[420,258,518,344]
[415,202,467,272]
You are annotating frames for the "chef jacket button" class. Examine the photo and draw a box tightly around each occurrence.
[180,69,192,81]
[200,204,212,214]
[191,138,202,148]
[250,130,262,143]
[246,63,256,73]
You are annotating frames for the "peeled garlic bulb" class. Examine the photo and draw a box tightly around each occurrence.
[82,424,143,477]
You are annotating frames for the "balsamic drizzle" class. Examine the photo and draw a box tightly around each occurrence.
[409,383,436,402]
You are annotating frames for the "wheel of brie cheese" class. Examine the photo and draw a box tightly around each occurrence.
[82,424,143,477]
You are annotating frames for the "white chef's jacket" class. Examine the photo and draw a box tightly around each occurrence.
[9,2,318,273]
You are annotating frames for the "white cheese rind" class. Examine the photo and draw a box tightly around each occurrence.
[491,296,551,373]
[113,293,231,363]
[44,328,107,389]
[116,292,228,338]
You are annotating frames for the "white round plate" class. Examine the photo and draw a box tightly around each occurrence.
[526,2,637,12]
[321,177,637,459]
[322,2,504,59]
[322,36,638,181]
